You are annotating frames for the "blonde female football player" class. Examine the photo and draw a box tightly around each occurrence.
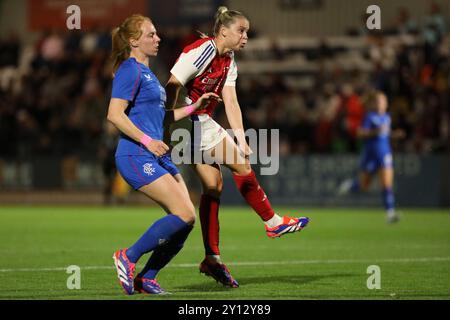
[165,6,309,288]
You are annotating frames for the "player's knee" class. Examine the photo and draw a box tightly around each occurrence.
[380,177,393,189]
[381,181,392,189]
[203,180,223,198]
[232,164,251,176]
[186,202,196,224]
[177,202,196,225]
[203,188,222,199]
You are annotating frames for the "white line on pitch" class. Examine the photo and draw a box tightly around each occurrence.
[1,257,449,273]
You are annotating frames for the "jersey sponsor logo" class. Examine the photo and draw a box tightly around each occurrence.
[201,77,219,85]
[143,163,156,176]
[193,44,214,69]
[144,74,153,82]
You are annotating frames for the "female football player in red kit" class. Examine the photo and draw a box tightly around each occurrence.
[165,7,309,288]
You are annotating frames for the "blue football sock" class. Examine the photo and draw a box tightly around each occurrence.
[126,214,189,263]
[382,188,395,211]
[350,179,360,193]
[139,224,193,279]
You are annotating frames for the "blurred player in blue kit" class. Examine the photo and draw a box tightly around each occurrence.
[107,14,220,295]
[339,90,405,223]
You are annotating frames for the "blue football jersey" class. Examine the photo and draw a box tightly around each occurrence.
[361,112,392,155]
[111,57,166,156]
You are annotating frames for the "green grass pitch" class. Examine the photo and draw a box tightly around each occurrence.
[0,206,449,300]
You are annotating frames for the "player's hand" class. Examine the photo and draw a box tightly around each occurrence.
[374,125,388,136]
[391,129,406,140]
[195,93,222,110]
[145,140,170,157]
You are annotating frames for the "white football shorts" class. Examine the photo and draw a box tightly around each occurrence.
[190,114,228,151]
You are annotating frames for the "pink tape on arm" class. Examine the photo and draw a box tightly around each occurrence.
[183,104,196,116]
[140,134,153,146]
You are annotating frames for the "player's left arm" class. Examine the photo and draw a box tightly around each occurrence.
[222,56,252,157]
[388,115,406,140]
[357,115,379,139]
[222,85,252,156]
[390,128,406,140]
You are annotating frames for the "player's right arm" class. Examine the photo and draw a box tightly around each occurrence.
[107,99,168,156]
[165,75,184,109]
[166,39,214,109]
[108,63,169,157]
[357,127,381,139]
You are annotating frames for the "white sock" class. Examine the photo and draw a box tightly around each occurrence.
[387,209,396,218]
[264,214,283,228]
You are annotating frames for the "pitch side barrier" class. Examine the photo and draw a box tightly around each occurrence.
[0,154,448,207]
[219,154,450,207]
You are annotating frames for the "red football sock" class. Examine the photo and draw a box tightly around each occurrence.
[232,170,275,221]
[199,194,220,256]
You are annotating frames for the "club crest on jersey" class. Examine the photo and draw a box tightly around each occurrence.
[143,163,155,176]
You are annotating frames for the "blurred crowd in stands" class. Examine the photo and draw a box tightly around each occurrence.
[0,2,448,168]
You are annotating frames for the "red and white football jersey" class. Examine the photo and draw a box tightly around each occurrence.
[170,37,237,117]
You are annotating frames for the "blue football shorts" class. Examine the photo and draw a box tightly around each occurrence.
[360,152,393,174]
[115,153,180,190]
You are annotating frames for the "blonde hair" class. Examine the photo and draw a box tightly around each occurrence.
[363,89,385,111]
[111,14,151,74]
[213,6,247,37]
